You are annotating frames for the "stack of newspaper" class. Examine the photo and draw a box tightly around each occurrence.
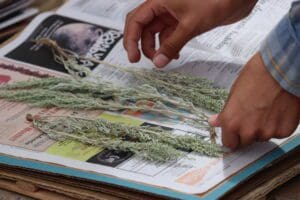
[0,0,298,199]
[0,0,38,43]
[0,0,64,44]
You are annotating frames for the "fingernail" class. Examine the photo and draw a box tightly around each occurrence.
[153,54,170,68]
[208,114,219,126]
[128,51,140,63]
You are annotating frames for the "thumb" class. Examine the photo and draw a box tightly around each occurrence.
[209,114,221,127]
[153,23,192,68]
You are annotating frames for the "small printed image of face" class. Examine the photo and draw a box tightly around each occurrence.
[51,23,104,56]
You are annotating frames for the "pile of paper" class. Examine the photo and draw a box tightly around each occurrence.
[0,0,38,43]
[0,0,298,199]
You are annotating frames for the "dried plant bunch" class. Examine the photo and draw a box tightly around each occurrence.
[27,114,222,162]
[35,38,228,112]
[131,70,228,112]
[0,38,228,143]
[1,77,195,111]
[0,77,211,130]
[0,37,230,162]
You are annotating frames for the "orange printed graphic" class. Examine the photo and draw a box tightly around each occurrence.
[176,159,220,186]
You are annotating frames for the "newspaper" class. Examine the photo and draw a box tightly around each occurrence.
[193,0,295,61]
[57,0,144,23]
[57,0,295,88]
[0,1,298,195]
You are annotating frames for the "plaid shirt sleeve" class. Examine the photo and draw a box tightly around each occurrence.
[260,1,300,97]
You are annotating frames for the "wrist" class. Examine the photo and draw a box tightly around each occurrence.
[219,0,258,25]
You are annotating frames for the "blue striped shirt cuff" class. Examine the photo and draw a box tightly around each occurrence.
[260,1,300,97]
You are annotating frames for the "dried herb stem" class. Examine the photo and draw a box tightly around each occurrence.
[34,38,228,112]
[0,78,209,127]
[29,114,222,162]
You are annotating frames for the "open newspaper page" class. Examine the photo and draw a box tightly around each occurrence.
[0,12,299,195]
[58,0,294,61]
[57,0,144,25]
[193,0,295,61]
[57,0,245,89]
[57,0,295,87]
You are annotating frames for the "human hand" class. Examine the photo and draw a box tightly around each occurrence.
[124,0,258,68]
[209,53,300,150]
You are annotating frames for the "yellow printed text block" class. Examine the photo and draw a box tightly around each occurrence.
[46,140,102,161]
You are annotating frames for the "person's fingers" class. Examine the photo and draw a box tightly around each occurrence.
[258,93,300,140]
[141,19,164,59]
[221,124,240,150]
[124,6,141,55]
[256,125,276,142]
[153,22,194,68]
[209,114,220,127]
[158,27,179,59]
[239,126,258,147]
[124,9,141,62]
[123,8,136,48]
[124,1,158,62]
[158,27,173,46]
[218,108,240,150]
[257,101,282,141]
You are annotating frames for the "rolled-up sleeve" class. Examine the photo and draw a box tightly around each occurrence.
[260,1,300,97]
